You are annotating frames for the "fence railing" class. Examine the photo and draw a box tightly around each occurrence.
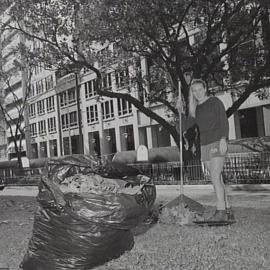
[129,152,270,185]
[1,152,270,186]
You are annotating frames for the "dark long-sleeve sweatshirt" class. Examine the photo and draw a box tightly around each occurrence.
[195,96,229,145]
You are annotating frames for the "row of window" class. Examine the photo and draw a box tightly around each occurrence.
[34,64,43,75]
[59,88,77,108]
[84,68,130,99]
[29,68,129,101]
[31,139,58,158]
[29,95,132,125]
[29,96,55,117]
[29,74,54,97]
[61,111,78,130]
[29,117,56,137]
[28,67,130,115]
[29,98,132,136]
[30,125,135,158]
[29,88,76,117]
[30,111,78,137]
[86,98,132,124]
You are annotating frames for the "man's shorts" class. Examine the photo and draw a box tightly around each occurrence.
[201,141,227,162]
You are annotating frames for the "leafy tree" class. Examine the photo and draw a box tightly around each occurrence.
[2,0,185,149]
[100,0,270,116]
[2,0,270,156]
[0,45,33,171]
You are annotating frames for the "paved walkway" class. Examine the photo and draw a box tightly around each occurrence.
[1,184,270,200]
[0,186,39,197]
[156,184,270,205]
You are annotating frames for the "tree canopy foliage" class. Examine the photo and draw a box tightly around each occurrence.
[99,0,270,115]
[2,0,270,150]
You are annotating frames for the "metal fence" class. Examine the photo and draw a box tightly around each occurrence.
[1,152,270,186]
[129,152,270,185]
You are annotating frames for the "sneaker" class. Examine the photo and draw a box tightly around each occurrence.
[226,208,236,223]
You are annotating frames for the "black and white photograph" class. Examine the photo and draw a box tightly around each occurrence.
[0,0,270,269]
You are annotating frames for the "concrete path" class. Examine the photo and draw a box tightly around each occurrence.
[1,184,270,199]
[0,186,39,197]
[156,184,270,206]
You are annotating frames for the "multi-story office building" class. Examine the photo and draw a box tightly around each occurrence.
[27,57,175,160]
[26,57,270,161]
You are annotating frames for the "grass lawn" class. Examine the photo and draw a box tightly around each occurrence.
[1,193,270,270]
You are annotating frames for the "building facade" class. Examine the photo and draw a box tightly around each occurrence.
[0,7,27,162]
[27,58,175,160]
[26,57,270,161]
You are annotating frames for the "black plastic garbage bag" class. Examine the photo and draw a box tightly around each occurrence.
[20,155,156,270]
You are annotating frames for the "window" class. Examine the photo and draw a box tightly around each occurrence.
[117,98,132,116]
[115,68,129,88]
[38,120,46,135]
[102,72,112,90]
[40,141,47,158]
[34,63,43,75]
[61,111,78,130]
[59,88,76,108]
[61,114,69,130]
[59,92,68,107]
[151,124,171,148]
[102,100,114,120]
[85,79,97,98]
[36,80,44,94]
[86,104,98,124]
[29,103,36,118]
[49,139,58,157]
[29,123,37,137]
[29,84,35,97]
[48,117,56,133]
[63,137,71,155]
[69,111,78,127]
[45,75,54,91]
[31,143,38,158]
[37,100,45,115]
[46,96,55,112]
[88,131,100,156]
[104,128,117,154]
[238,107,260,138]
[67,88,76,104]
[121,125,135,151]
